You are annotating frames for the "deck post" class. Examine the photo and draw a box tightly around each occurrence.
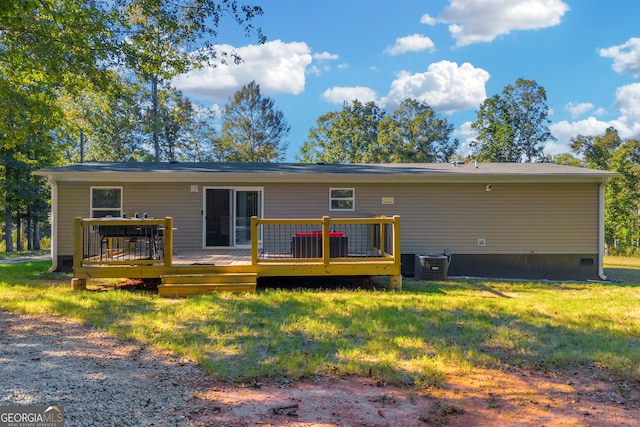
[389,275,402,291]
[391,216,402,291]
[71,218,86,290]
[164,217,173,266]
[322,216,331,264]
[71,278,87,290]
[379,215,386,254]
[392,215,401,257]
[73,217,83,269]
[251,216,259,265]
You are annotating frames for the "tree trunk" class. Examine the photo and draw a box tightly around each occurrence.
[4,208,12,252]
[26,207,33,251]
[34,220,41,251]
[152,75,160,162]
[15,216,22,252]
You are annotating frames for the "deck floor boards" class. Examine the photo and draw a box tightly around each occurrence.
[171,249,251,266]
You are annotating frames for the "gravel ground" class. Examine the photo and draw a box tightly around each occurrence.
[0,311,201,427]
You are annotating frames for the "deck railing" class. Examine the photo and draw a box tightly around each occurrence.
[73,217,173,268]
[72,215,401,290]
[251,215,400,266]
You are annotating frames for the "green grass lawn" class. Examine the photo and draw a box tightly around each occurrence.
[1,257,639,387]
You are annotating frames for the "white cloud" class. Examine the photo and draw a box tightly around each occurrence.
[314,51,339,61]
[307,65,322,76]
[439,0,570,46]
[614,83,640,131]
[385,34,435,55]
[549,83,640,154]
[453,121,477,157]
[565,102,594,118]
[599,38,640,77]
[550,117,610,147]
[172,40,312,101]
[420,13,438,25]
[322,86,378,104]
[380,60,490,113]
[309,51,341,76]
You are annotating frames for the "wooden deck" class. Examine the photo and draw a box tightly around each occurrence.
[71,216,402,295]
[172,249,251,266]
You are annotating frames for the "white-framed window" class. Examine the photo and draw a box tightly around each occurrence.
[91,187,123,218]
[329,188,355,211]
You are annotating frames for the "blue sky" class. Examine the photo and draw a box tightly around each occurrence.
[173,0,640,162]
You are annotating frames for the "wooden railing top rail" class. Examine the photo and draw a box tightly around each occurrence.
[256,216,398,226]
[79,217,170,226]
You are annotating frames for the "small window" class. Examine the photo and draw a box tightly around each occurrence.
[330,188,355,211]
[91,187,122,218]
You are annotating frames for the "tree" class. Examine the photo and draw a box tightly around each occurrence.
[299,99,457,164]
[218,81,289,162]
[570,127,640,254]
[0,0,265,250]
[546,153,582,166]
[607,139,640,253]
[471,78,554,162]
[571,126,622,170]
[155,89,219,162]
[299,100,385,164]
[377,99,457,163]
[55,80,218,162]
[170,102,219,162]
[116,0,265,161]
[0,0,124,252]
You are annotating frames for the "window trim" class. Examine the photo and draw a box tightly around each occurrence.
[90,186,123,218]
[329,187,355,211]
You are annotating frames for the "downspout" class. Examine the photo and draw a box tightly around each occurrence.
[49,179,58,272]
[598,180,607,280]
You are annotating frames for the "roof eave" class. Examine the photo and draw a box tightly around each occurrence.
[33,170,615,184]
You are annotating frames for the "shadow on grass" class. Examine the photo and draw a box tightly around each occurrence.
[189,291,639,386]
[2,261,639,387]
[257,276,377,291]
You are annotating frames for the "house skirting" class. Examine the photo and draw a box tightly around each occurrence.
[56,255,74,272]
[59,253,600,281]
[402,253,600,281]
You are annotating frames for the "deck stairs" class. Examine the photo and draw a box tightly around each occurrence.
[158,272,257,297]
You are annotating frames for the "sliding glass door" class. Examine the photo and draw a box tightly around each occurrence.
[205,188,262,248]
[235,190,261,246]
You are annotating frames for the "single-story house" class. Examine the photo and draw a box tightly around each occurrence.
[35,161,616,281]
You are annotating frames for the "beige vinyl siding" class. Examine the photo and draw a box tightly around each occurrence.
[56,180,599,257]
[393,183,599,255]
[264,184,358,219]
[58,182,90,255]
[263,182,599,255]
[58,181,208,254]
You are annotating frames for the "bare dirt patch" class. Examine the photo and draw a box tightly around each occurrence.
[2,309,639,426]
[184,367,640,426]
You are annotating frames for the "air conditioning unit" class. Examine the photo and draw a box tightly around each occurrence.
[415,254,449,280]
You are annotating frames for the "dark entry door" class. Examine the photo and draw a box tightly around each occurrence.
[205,189,231,247]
